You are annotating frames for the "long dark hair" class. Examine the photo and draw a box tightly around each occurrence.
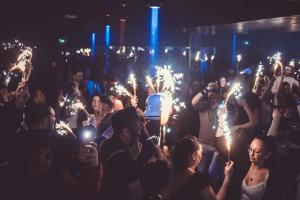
[171,136,200,173]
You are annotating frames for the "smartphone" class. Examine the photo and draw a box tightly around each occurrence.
[78,125,97,144]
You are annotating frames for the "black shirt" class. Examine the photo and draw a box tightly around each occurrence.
[101,137,139,200]
[171,173,210,200]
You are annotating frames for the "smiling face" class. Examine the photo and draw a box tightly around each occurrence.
[248,139,269,166]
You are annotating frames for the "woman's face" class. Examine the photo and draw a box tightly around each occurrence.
[193,144,203,169]
[92,96,101,112]
[28,146,54,177]
[248,139,267,165]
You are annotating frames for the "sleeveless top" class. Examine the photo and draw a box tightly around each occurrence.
[240,173,269,200]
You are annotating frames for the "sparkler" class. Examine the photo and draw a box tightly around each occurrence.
[195,51,200,61]
[217,104,232,160]
[115,84,133,97]
[7,48,33,82]
[146,75,156,93]
[237,54,242,62]
[71,99,90,117]
[145,65,185,147]
[225,82,243,104]
[252,63,265,92]
[55,121,76,138]
[256,63,264,78]
[128,73,137,96]
[268,52,282,72]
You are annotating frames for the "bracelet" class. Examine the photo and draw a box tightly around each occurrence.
[201,89,208,96]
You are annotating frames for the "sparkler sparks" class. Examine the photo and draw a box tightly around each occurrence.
[128,73,137,96]
[256,63,265,78]
[217,104,232,156]
[268,52,282,72]
[145,65,185,124]
[55,121,76,137]
[5,46,33,83]
[237,54,242,62]
[225,82,243,103]
[115,84,133,97]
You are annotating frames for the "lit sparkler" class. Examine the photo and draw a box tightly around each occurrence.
[217,104,232,160]
[128,73,137,96]
[225,82,242,104]
[256,63,264,78]
[115,84,133,97]
[237,54,242,62]
[7,48,33,82]
[71,99,90,117]
[146,75,156,93]
[268,52,282,72]
[195,51,200,61]
[55,121,76,138]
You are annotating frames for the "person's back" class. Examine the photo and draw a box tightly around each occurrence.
[100,107,143,200]
[171,172,210,200]
[101,136,138,200]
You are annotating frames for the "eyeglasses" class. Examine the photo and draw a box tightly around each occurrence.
[248,147,262,155]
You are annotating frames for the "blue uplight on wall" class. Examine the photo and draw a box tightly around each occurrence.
[149,6,159,74]
[105,25,111,48]
[232,33,237,67]
[104,25,111,75]
[91,33,96,60]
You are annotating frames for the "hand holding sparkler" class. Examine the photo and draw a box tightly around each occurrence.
[15,81,30,109]
[224,161,234,178]
[9,49,33,82]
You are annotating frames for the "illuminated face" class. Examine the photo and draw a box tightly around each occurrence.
[284,67,293,76]
[194,144,203,168]
[92,96,102,112]
[248,139,267,165]
[220,77,226,88]
[28,146,54,177]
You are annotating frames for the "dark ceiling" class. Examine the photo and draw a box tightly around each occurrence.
[1,0,300,46]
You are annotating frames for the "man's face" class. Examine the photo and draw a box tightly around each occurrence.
[73,72,83,83]
[284,67,293,77]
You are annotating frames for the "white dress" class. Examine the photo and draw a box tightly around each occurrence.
[240,173,269,200]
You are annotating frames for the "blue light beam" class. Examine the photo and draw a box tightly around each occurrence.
[91,33,96,60]
[150,7,159,74]
[232,33,237,67]
[105,25,111,48]
[104,25,111,75]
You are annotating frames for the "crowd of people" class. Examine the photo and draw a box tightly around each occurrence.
[0,47,300,200]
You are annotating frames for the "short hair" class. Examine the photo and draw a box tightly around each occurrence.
[25,103,51,128]
[111,107,140,134]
